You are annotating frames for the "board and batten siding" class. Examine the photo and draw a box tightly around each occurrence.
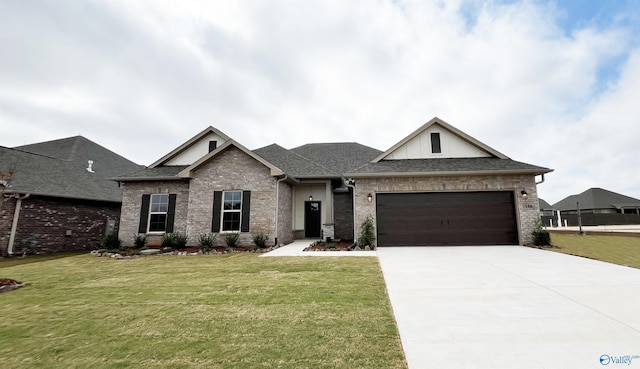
[385,123,492,160]
[165,132,229,165]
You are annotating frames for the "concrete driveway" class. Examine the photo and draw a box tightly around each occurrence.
[377,246,640,369]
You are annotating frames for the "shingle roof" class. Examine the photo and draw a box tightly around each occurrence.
[252,144,336,178]
[346,157,552,177]
[538,198,554,210]
[2,136,142,202]
[553,188,640,211]
[115,166,189,181]
[290,143,383,174]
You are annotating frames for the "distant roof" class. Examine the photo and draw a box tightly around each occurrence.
[290,143,383,174]
[345,157,552,177]
[538,198,554,210]
[553,188,640,211]
[2,136,142,202]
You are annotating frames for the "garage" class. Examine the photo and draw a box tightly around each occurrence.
[376,191,518,246]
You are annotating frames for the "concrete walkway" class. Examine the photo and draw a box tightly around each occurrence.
[377,246,640,369]
[260,239,377,257]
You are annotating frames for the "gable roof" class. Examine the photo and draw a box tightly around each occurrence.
[553,188,640,211]
[178,140,284,177]
[291,143,383,174]
[539,198,554,210]
[3,136,142,202]
[149,126,232,168]
[373,117,508,162]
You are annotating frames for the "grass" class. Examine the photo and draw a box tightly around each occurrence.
[0,254,406,369]
[549,233,640,269]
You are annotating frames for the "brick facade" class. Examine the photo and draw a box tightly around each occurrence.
[276,181,294,245]
[354,175,540,245]
[4,196,121,254]
[333,190,354,240]
[119,180,190,246]
[119,146,286,248]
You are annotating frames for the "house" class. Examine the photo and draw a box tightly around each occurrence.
[539,198,558,227]
[0,136,143,256]
[553,188,640,226]
[116,117,552,247]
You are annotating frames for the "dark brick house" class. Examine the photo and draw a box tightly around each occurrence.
[0,136,142,256]
[553,188,640,226]
[116,117,551,247]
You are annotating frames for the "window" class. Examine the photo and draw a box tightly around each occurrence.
[222,191,242,231]
[209,140,218,152]
[212,190,251,233]
[148,194,169,232]
[430,132,441,154]
[138,194,176,233]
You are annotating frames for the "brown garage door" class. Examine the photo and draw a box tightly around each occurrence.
[376,191,518,246]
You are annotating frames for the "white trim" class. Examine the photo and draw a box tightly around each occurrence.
[148,194,169,233]
[221,190,243,232]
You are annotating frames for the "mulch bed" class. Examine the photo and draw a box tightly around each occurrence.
[0,278,26,293]
[304,240,359,251]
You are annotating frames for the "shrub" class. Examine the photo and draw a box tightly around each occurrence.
[101,233,122,250]
[532,220,551,246]
[357,215,376,247]
[161,232,190,250]
[224,233,240,249]
[198,233,217,252]
[252,232,269,249]
[133,234,147,249]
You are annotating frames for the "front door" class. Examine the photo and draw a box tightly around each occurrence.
[304,201,321,238]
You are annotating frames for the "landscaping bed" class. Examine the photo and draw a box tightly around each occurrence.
[304,240,375,251]
[0,278,25,293]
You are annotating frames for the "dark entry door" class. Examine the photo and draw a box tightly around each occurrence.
[376,191,518,246]
[305,201,322,238]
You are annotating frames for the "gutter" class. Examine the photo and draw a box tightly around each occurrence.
[7,193,30,256]
[535,173,546,185]
[344,168,554,178]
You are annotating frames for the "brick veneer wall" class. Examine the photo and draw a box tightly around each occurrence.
[0,196,17,256]
[9,196,121,254]
[118,180,190,246]
[354,175,540,245]
[276,181,294,245]
[187,146,278,246]
[333,190,354,240]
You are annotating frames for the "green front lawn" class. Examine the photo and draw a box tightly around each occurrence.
[0,254,406,369]
[550,233,640,269]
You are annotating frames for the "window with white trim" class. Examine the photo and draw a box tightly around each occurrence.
[148,194,169,232]
[222,191,242,231]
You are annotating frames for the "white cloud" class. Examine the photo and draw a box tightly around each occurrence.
[0,0,638,202]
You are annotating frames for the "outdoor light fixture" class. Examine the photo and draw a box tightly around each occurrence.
[521,190,528,198]
[309,195,313,201]
[367,193,373,202]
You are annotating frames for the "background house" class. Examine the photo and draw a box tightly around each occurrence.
[553,187,640,226]
[538,198,558,227]
[0,136,142,256]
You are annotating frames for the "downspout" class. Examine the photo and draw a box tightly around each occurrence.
[535,174,545,185]
[345,179,357,246]
[274,175,288,246]
[8,193,30,256]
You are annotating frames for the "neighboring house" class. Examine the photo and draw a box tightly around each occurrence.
[116,117,552,247]
[553,188,640,226]
[0,136,143,256]
[539,198,558,227]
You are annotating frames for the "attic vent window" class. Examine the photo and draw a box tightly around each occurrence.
[430,133,441,154]
[209,140,218,153]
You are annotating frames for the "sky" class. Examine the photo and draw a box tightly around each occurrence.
[1,0,639,204]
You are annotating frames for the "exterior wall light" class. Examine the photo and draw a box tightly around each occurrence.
[367,193,373,202]
[521,190,528,199]
[309,195,313,201]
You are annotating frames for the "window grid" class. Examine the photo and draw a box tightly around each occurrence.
[148,194,169,232]
[222,191,242,231]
